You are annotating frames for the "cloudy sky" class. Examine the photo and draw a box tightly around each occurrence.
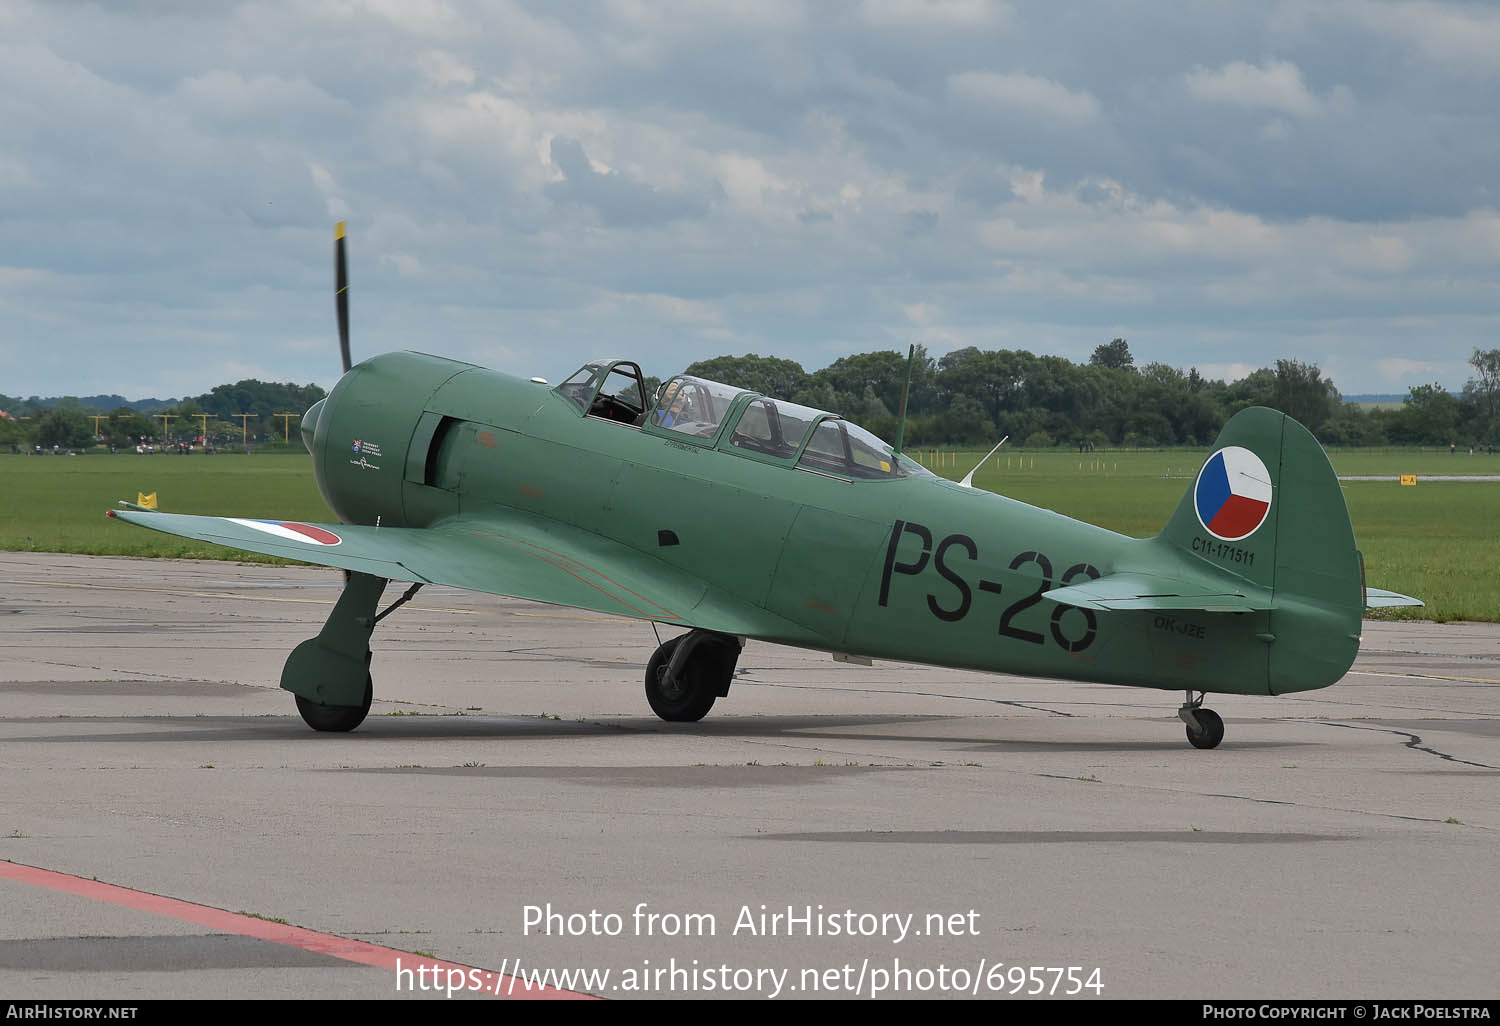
[2,0,1498,400]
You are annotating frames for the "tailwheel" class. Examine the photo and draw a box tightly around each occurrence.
[1178,691,1224,750]
[295,674,373,733]
[645,631,740,722]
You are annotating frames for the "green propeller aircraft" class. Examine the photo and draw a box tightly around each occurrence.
[109,225,1421,749]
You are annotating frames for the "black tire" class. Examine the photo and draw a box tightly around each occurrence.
[1186,708,1224,750]
[645,636,719,722]
[296,675,373,733]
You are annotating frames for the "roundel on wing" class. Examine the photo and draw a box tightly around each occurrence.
[226,518,344,546]
[1193,446,1273,542]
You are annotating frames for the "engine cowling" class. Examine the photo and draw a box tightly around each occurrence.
[302,351,475,527]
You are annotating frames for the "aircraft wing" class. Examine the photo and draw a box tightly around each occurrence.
[107,507,823,643]
[1364,587,1424,609]
[1041,571,1273,613]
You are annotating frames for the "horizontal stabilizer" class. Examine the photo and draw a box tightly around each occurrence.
[1365,587,1424,609]
[1042,571,1272,613]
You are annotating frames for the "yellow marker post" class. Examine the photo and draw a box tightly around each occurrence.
[233,414,254,446]
[154,414,172,441]
[1400,474,1417,486]
[274,413,299,444]
[192,414,209,446]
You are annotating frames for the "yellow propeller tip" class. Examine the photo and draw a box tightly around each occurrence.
[335,221,346,239]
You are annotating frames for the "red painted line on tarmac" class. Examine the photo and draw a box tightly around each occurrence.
[0,860,593,1000]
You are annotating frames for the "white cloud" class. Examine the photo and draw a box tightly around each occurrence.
[0,267,56,288]
[1287,0,1500,78]
[635,293,724,325]
[949,71,1100,121]
[861,0,1011,29]
[1184,59,1340,118]
[175,70,341,125]
[714,153,791,209]
[307,162,348,220]
[358,0,461,36]
[1,2,1497,399]
[1259,118,1293,142]
[414,49,475,88]
[383,252,425,277]
[1337,234,1413,274]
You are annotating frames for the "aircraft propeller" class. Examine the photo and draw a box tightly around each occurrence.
[335,221,351,374]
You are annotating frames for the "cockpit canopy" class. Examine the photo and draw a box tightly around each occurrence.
[554,361,927,481]
[649,376,743,440]
[556,360,648,425]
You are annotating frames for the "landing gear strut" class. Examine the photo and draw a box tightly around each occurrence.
[282,573,419,733]
[644,630,741,722]
[1178,691,1225,750]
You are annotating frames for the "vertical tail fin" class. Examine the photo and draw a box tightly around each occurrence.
[1156,406,1363,693]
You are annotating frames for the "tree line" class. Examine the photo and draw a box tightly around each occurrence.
[685,342,1500,449]
[4,346,1498,451]
[0,380,327,450]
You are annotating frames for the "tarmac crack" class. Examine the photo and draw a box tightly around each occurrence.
[1197,790,1461,826]
[6,659,208,683]
[1314,720,1500,770]
[1045,776,1483,829]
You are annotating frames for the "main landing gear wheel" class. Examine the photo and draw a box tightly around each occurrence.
[645,631,738,722]
[1179,691,1224,750]
[1186,708,1224,750]
[295,674,373,733]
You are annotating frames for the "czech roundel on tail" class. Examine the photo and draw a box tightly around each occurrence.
[109,225,1422,749]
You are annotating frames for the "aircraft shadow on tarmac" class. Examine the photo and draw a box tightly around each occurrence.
[4,710,1319,753]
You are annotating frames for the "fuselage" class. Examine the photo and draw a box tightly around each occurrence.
[301,351,1354,698]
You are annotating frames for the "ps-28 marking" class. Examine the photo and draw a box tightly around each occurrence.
[878,520,1101,654]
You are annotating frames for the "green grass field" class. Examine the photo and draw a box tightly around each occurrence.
[3,446,1497,622]
[0,451,331,562]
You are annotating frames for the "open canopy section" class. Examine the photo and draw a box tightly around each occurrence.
[555,360,649,425]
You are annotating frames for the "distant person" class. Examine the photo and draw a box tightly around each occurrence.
[1450,441,1456,455]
